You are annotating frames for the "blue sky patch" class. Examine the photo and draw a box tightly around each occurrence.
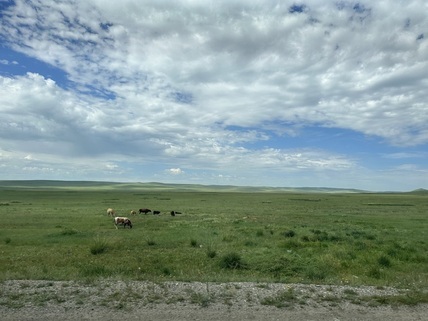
[171,91,193,104]
[0,46,69,84]
[289,4,307,14]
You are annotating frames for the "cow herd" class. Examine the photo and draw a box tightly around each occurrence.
[107,207,182,229]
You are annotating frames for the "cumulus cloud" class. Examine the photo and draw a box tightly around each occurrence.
[0,0,427,190]
[2,1,427,146]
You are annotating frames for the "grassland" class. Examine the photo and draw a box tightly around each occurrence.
[0,181,427,295]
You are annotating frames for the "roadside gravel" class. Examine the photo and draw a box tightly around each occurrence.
[1,280,427,320]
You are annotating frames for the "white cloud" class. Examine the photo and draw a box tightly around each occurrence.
[168,168,184,175]
[2,1,427,146]
[0,0,427,190]
[382,152,426,159]
[105,163,119,170]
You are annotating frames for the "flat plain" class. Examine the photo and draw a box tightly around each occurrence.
[0,181,427,319]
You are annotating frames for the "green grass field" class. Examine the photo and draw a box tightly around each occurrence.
[0,181,427,293]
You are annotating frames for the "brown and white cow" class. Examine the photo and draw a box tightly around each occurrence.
[114,217,133,229]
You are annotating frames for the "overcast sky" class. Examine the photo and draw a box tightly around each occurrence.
[0,0,427,191]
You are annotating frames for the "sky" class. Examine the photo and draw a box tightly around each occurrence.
[0,0,427,191]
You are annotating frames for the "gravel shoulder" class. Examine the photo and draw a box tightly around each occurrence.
[1,280,427,321]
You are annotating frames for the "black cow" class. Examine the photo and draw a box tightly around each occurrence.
[139,208,152,214]
[153,210,161,215]
[170,211,182,216]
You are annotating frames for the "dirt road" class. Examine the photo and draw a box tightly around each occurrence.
[1,280,427,320]
[2,304,427,321]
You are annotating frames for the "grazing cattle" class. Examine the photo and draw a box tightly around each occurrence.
[139,208,152,214]
[114,217,132,229]
[130,210,137,216]
[107,208,115,217]
[153,210,161,215]
[170,211,182,216]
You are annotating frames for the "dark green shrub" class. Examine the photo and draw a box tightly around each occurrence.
[301,235,310,242]
[313,231,329,241]
[368,267,383,279]
[283,230,295,238]
[146,239,156,246]
[162,267,172,276]
[366,234,376,240]
[378,255,392,267]
[220,252,245,269]
[206,249,217,258]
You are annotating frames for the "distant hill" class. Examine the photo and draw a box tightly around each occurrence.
[0,180,369,193]
[408,188,428,194]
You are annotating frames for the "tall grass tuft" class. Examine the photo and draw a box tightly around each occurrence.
[220,252,246,269]
[378,255,392,267]
[206,248,217,258]
[90,237,109,255]
[283,230,296,238]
